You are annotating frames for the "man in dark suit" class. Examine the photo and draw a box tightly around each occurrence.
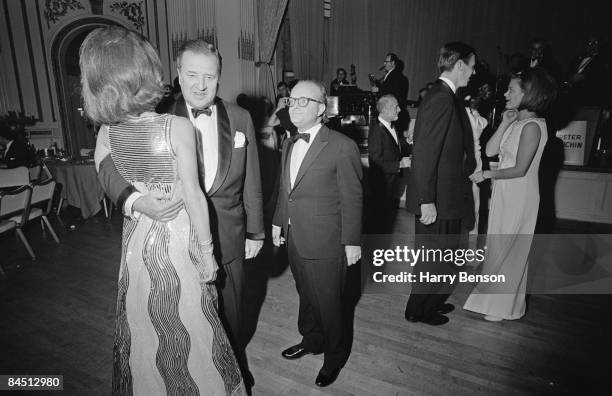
[94,39,264,386]
[0,128,29,169]
[405,42,477,326]
[271,80,362,387]
[375,53,410,135]
[377,53,409,104]
[329,67,349,96]
[568,35,611,106]
[367,94,410,233]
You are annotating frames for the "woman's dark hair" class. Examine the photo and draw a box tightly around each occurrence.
[516,67,558,115]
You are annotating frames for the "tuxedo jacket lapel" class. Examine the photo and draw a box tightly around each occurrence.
[382,124,401,156]
[283,141,294,194]
[208,99,233,196]
[291,126,329,192]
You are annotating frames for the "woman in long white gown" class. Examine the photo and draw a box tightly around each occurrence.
[463,68,557,321]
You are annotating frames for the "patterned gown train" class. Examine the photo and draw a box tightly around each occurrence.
[107,113,245,395]
[463,118,548,320]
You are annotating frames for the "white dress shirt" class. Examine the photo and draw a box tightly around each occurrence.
[290,123,322,189]
[378,116,399,146]
[439,76,457,94]
[186,103,218,191]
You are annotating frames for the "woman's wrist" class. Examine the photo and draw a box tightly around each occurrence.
[483,170,492,180]
[198,235,214,253]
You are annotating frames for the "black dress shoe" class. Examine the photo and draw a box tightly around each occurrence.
[420,314,449,326]
[315,367,341,387]
[437,303,455,315]
[281,344,311,360]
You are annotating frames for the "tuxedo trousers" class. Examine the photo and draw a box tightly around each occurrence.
[287,227,349,370]
[405,218,463,319]
[216,255,250,378]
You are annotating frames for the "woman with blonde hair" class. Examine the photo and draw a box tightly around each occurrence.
[82,26,245,395]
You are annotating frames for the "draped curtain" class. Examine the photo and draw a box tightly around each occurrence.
[288,0,325,82]
[330,0,611,101]
[255,0,289,98]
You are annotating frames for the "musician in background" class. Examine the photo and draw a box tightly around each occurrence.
[370,53,410,133]
[330,68,349,96]
[568,35,611,106]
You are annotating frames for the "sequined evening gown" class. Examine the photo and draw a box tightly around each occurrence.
[107,113,245,395]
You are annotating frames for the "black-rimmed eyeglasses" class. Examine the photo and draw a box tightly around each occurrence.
[286,97,325,107]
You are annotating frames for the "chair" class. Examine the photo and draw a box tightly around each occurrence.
[0,184,35,261]
[28,164,42,183]
[29,177,60,243]
[0,166,29,188]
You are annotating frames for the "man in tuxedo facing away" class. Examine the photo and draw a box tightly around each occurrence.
[405,42,477,326]
[367,94,410,233]
[271,80,362,387]
[94,39,264,387]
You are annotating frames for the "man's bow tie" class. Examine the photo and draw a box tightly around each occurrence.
[191,107,212,118]
[291,132,310,143]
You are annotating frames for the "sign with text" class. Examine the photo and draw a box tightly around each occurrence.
[557,120,587,166]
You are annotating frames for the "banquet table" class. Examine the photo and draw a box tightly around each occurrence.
[45,159,105,219]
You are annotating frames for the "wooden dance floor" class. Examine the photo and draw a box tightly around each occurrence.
[1,208,611,395]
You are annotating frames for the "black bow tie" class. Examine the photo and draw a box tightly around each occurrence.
[191,107,212,118]
[291,132,310,143]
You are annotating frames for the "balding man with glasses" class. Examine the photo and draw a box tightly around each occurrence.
[271,80,363,388]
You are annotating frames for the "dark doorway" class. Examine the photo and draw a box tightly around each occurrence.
[52,18,121,157]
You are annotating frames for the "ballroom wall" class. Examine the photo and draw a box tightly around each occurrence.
[0,0,262,151]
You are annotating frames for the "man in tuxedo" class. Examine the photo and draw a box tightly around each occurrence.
[329,67,349,96]
[529,37,561,81]
[271,80,362,387]
[0,128,29,169]
[95,39,264,385]
[367,94,410,233]
[405,42,477,326]
[376,53,410,135]
[568,35,611,106]
[377,53,409,104]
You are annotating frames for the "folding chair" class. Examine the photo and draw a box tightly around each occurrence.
[0,166,29,189]
[30,177,60,243]
[0,184,35,261]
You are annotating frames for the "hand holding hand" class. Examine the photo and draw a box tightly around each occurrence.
[469,170,485,184]
[345,245,361,266]
[419,203,437,225]
[133,191,183,222]
[399,157,411,169]
[272,225,285,247]
[245,238,264,259]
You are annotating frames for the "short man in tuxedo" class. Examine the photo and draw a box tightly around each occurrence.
[367,94,410,233]
[272,80,362,387]
[405,42,477,326]
[94,39,264,385]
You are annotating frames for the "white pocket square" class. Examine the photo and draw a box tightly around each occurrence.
[234,131,246,148]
